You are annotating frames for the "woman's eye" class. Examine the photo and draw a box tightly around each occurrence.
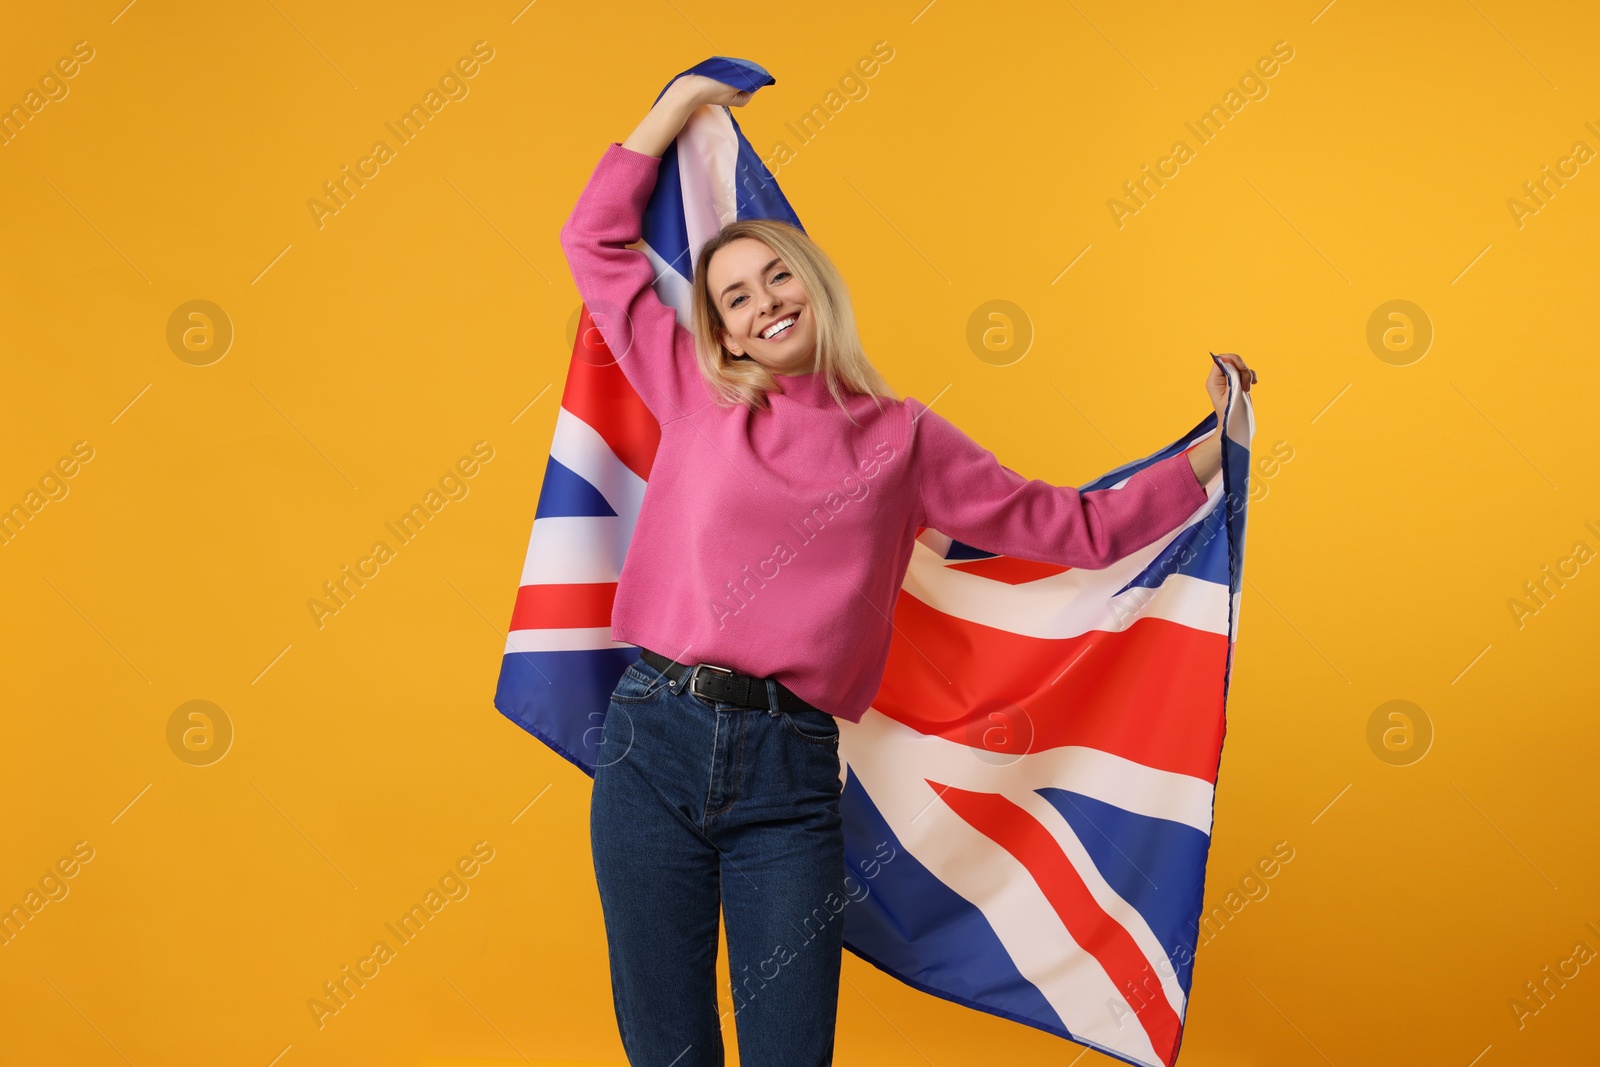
[772,271,790,283]
[728,294,746,308]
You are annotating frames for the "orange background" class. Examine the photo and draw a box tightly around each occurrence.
[2,1,1597,1065]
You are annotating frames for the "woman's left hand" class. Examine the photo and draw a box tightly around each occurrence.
[1206,352,1257,418]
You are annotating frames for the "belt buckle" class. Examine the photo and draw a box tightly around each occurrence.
[689,662,734,699]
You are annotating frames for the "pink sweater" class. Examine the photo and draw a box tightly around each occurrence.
[559,142,1210,723]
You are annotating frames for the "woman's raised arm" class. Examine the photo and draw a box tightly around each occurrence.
[557,75,750,423]
[621,74,750,158]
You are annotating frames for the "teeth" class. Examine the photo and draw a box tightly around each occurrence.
[761,315,797,340]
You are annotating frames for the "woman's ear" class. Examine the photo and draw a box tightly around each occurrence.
[721,329,740,356]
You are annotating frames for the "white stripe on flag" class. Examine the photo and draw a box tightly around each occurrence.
[676,103,742,268]
[1012,787,1189,1020]
[639,240,694,327]
[504,625,630,655]
[517,516,632,586]
[840,710,1215,832]
[903,472,1230,642]
[550,406,647,522]
[906,551,1230,641]
[843,722,1167,1066]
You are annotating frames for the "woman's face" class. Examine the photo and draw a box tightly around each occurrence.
[707,237,817,375]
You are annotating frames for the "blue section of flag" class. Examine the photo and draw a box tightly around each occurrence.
[1082,412,1218,492]
[731,116,804,232]
[1036,787,1208,997]
[534,456,618,519]
[641,146,693,281]
[841,769,1070,1035]
[494,647,639,777]
[651,56,778,106]
[1116,506,1231,596]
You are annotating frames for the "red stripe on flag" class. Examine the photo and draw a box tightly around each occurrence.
[877,593,1227,781]
[947,556,1070,585]
[561,306,661,481]
[932,783,1184,1066]
[508,582,617,631]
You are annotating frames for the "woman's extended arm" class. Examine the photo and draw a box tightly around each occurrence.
[909,400,1212,569]
[1187,435,1221,485]
[909,354,1258,566]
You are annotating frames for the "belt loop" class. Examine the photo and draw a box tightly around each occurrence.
[764,678,778,716]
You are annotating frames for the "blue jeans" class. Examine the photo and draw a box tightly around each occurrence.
[590,652,847,1066]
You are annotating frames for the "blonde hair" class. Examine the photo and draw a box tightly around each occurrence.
[689,218,897,423]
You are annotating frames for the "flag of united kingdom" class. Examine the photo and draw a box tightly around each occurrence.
[494,56,1253,1067]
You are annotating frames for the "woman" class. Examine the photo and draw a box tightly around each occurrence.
[566,71,1257,1067]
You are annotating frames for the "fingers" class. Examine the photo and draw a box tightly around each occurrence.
[1211,352,1258,391]
[672,74,748,110]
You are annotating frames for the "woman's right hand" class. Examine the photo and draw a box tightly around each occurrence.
[662,73,752,111]
[624,73,753,158]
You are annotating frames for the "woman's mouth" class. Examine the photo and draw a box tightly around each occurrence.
[759,309,800,342]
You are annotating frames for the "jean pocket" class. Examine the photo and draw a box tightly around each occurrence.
[611,659,670,704]
[780,709,840,746]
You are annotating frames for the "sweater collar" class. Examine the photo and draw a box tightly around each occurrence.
[770,370,843,409]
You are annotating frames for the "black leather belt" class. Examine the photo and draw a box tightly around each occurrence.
[638,648,825,716]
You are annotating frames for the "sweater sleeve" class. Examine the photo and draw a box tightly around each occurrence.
[558,142,713,423]
[907,397,1211,568]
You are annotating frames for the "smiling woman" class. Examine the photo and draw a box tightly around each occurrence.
[686,213,896,416]
[714,246,808,356]
[556,60,1251,1067]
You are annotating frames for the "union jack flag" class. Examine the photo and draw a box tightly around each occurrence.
[494,56,1254,1067]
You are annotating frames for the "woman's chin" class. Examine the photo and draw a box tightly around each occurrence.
[776,353,818,374]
